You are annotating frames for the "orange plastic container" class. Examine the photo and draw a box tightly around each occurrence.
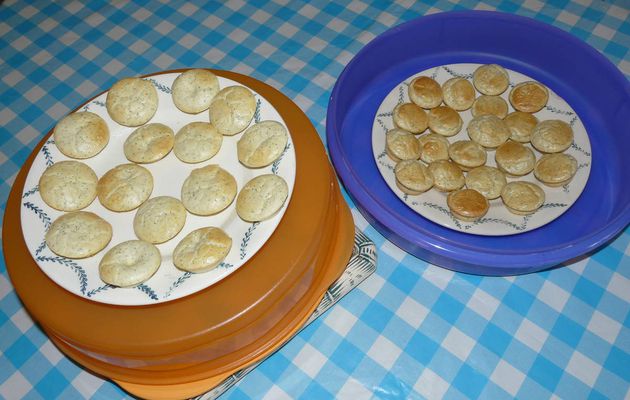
[4,70,354,398]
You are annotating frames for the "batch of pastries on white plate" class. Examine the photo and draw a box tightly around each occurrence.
[386,64,578,222]
[39,69,289,288]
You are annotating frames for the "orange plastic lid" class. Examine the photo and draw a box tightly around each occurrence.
[4,70,354,385]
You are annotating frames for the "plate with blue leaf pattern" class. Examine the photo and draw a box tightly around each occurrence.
[20,71,296,305]
[372,63,591,236]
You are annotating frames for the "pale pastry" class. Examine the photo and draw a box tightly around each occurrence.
[237,120,288,168]
[471,95,508,119]
[97,163,153,212]
[173,122,222,163]
[504,111,538,143]
[465,166,506,200]
[428,160,465,192]
[448,140,487,171]
[106,77,158,127]
[53,111,109,159]
[208,85,256,136]
[509,81,549,113]
[46,211,112,259]
[447,189,489,222]
[428,106,462,137]
[394,160,434,195]
[181,165,237,216]
[495,140,536,176]
[441,77,475,111]
[236,174,288,222]
[124,123,175,163]
[171,69,220,114]
[467,115,510,149]
[39,160,98,211]
[393,102,428,134]
[408,76,442,109]
[385,128,421,162]
[173,227,232,273]
[99,240,161,287]
[472,64,509,96]
[501,181,545,215]
[418,133,450,164]
[531,120,574,153]
[534,153,578,187]
[133,196,187,244]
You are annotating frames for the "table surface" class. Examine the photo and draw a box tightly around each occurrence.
[1,1,629,399]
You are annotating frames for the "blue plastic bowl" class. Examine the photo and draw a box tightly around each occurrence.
[327,11,630,275]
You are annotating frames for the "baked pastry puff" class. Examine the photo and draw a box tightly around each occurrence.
[418,133,450,164]
[509,81,549,113]
[448,140,487,171]
[501,181,545,215]
[393,102,428,134]
[442,77,476,111]
[531,120,574,153]
[428,160,465,192]
[408,76,443,109]
[504,111,538,143]
[394,160,434,194]
[465,166,507,200]
[385,128,421,162]
[472,64,510,96]
[467,115,510,149]
[428,106,462,137]
[447,188,489,222]
[471,95,509,119]
[495,140,536,177]
[534,153,578,187]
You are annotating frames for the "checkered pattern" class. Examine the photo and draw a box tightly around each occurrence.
[1,1,629,399]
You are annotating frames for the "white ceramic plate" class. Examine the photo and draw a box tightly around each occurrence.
[21,71,296,305]
[372,63,591,236]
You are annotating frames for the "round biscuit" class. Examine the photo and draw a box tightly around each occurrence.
[418,133,450,164]
[237,120,288,168]
[467,115,510,149]
[173,227,232,273]
[106,77,158,126]
[504,111,538,143]
[385,128,421,162]
[428,106,462,137]
[173,122,222,163]
[530,120,574,153]
[133,196,187,244]
[509,81,549,113]
[236,174,288,222]
[39,160,98,211]
[172,69,220,114]
[501,181,545,215]
[465,166,507,200]
[99,240,161,287]
[46,211,112,258]
[471,95,509,119]
[97,163,153,212]
[472,64,509,96]
[392,103,428,134]
[124,123,174,163]
[181,165,237,216]
[53,111,109,159]
[408,76,442,109]
[442,77,475,111]
[208,86,256,136]
[394,160,434,194]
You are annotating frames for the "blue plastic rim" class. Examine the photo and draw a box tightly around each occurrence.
[326,11,630,275]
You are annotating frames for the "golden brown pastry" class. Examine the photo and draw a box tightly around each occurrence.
[495,140,536,176]
[467,115,510,149]
[465,166,506,200]
[448,140,487,171]
[471,95,509,119]
[531,120,574,153]
[442,77,476,111]
[428,160,465,192]
[504,111,538,143]
[534,153,578,187]
[428,106,462,137]
[447,189,489,222]
[501,181,545,215]
[408,76,442,109]
[393,102,428,134]
[418,133,450,164]
[509,81,549,113]
[394,160,434,195]
[385,128,421,162]
[472,64,510,96]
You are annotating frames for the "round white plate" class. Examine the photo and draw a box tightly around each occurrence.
[372,63,591,236]
[21,71,296,305]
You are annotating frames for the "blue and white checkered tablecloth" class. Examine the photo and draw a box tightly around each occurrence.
[1,1,629,399]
